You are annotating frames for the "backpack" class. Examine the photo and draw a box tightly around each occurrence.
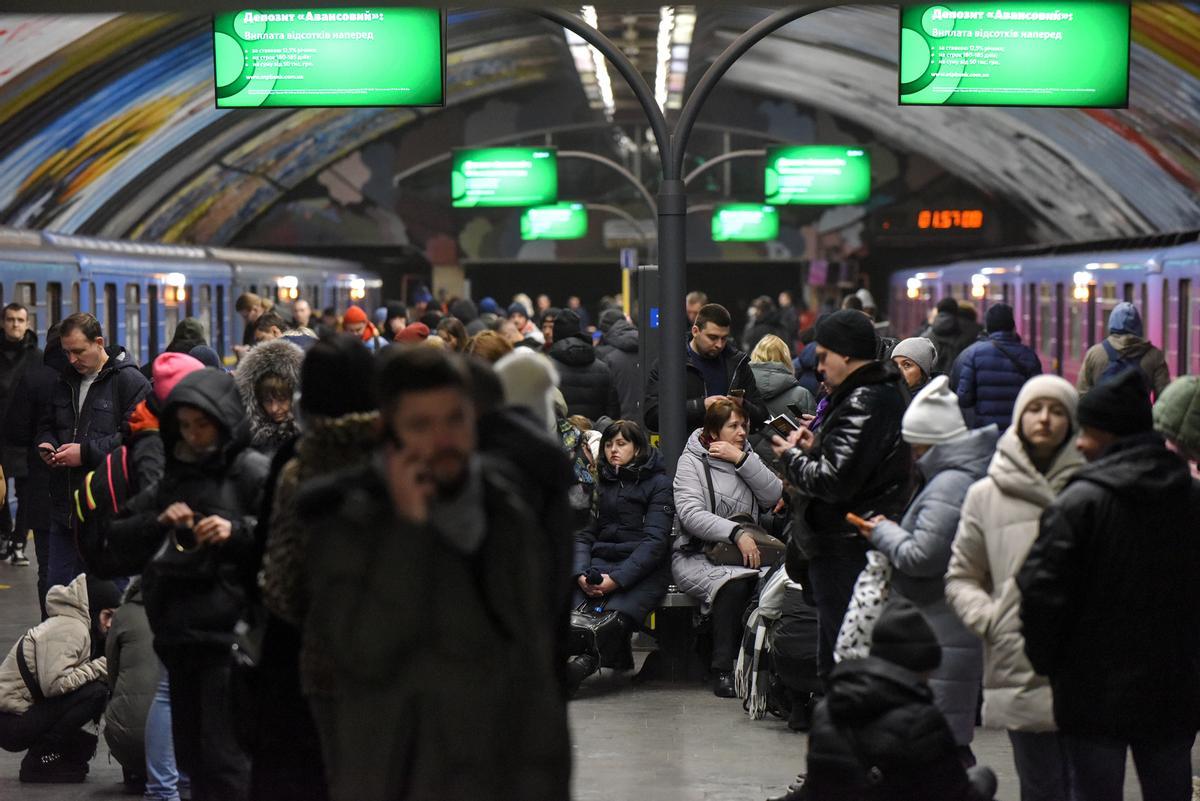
[557,417,595,511]
[1099,340,1150,388]
[73,444,156,578]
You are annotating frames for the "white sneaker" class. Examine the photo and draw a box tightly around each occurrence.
[9,543,28,567]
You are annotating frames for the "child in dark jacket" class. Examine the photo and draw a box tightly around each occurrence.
[770,597,997,801]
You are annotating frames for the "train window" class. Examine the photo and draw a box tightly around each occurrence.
[217,285,226,358]
[1026,284,1037,346]
[1123,282,1134,303]
[199,285,213,344]
[89,283,97,321]
[164,285,180,345]
[1054,283,1065,376]
[1085,286,1096,351]
[125,284,141,365]
[1002,283,1010,305]
[15,283,36,335]
[1162,278,1171,353]
[46,283,62,325]
[185,285,195,319]
[1039,283,1052,355]
[1180,279,1191,377]
[71,282,80,317]
[104,284,117,346]
[147,285,159,359]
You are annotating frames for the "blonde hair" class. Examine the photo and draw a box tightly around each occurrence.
[465,330,514,364]
[751,334,792,367]
[422,335,446,350]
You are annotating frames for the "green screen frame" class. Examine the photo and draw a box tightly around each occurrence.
[521,203,589,241]
[451,147,559,209]
[711,204,781,242]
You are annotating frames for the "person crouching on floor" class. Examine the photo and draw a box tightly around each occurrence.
[0,573,120,783]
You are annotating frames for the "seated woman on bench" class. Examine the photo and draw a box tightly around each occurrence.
[567,420,674,694]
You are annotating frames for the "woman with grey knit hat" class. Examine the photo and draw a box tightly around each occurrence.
[891,337,938,393]
[848,376,997,760]
[945,375,1083,801]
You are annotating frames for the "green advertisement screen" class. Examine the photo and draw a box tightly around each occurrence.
[214,8,444,108]
[521,203,587,241]
[765,146,871,206]
[712,204,780,242]
[451,148,558,208]
[899,2,1130,107]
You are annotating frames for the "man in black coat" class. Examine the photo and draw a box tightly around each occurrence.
[546,309,619,423]
[35,313,150,592]
[773,310,911,676]
[644,302,766,433]
[595,308,642,423]
[771,598,995,801]
[0,303,42,564]
[303,347,570,801]
[1018,370,1200,801]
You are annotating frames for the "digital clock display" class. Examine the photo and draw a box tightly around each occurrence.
[917,209,984,230]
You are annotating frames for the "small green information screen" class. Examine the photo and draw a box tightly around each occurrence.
[214,8,444,108]
[451,148,558,208]
[521,203,587,241]
[712,204,780,242]
[765,146,871,206]
[899,2,1130,107]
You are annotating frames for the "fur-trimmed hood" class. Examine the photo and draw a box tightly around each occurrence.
[235,338,304,453]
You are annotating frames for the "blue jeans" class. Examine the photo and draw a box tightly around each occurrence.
[1064,732,1195,801]
[46,518,84,593]
[144,667,189,801]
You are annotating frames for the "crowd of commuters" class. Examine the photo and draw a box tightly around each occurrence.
[0,280,1192,801]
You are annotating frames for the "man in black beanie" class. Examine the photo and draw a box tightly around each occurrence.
[546,309,619,422]
[769,597,997,801]
[953,301,1041,430]
[772,309,911,676]
[1018,368,1200,801]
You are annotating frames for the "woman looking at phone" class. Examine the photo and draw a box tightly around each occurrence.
[671,399,783,697]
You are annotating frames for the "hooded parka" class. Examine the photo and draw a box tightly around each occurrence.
[596,319,642,423]
[141,369,270,655]
[573,448,674,622]
[944,384,1084,732]
[103,580,156,772]
[1017,432,1200,739]
[671,429,782,609]
[546,334,620,422]
[234,338,304,458]
[870,426,998,745]
[0,329,41,476]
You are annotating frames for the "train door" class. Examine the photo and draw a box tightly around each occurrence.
[147,284,160,360]
[1054,283,1065,376]
[103,282,118,347]
[46,282,63,327]
[124,283,142,366]
[164,284,181,344]
[198,284,213,345]
[15,282,37,339]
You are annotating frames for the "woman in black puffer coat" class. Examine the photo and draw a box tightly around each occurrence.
[567,420,673,692]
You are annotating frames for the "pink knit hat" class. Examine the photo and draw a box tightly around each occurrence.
[153,353,205,404]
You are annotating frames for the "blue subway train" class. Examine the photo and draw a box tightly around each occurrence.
[0,226,381,364]
[889,233,1200,385]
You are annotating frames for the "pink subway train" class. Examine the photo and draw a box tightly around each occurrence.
[889,233,1200,385]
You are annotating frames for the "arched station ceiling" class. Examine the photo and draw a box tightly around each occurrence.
[0,4,1195,247]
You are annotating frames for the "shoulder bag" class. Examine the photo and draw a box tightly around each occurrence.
[699,457,786,568]
[833,549,893,663]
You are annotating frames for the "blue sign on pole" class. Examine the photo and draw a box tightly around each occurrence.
[620,247,638,270]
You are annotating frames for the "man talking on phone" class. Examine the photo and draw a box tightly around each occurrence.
[35,313,149,591]
[770,310,910,677]
[302,347,570,801]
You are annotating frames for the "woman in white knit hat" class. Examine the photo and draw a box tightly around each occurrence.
[849,375,1000,762]
[945,375,1084,801]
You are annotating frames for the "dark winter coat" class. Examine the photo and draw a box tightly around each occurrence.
[303,456,571,801]
[0,330,42,476]
[645,342,767,433]
[104,581,157,773]
[596,320,641,423]
[954,332,1042,430]
[923,312,971,376]
[794,341,822,398]
[1017,432,1200,739]
[573,449,674,621]
[3,343,61,532]
[547,334,619,423]
[780,361,911,559]
[234,338,303,458]
[36,346,151,523]
[870,427,997,744]
[804,657,981,801]
[141,369,270,656]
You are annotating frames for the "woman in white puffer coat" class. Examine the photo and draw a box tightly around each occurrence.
[945,375,1084,801]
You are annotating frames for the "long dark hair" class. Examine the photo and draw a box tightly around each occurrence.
[599,419,650,468]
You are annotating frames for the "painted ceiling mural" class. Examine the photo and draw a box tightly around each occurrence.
[0,5,1193,251]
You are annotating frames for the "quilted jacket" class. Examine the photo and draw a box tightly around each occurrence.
[954,332,1042,430]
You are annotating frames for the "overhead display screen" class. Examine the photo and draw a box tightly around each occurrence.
[765,146,871,206]
[521,203,588,240]
[712,204,780,242]
[213,8,444,108]
[451,148,558,208]
[899,2,1130,107]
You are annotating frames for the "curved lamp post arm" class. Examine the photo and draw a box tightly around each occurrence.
[560,151,657,217]
[682,149,766,187]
